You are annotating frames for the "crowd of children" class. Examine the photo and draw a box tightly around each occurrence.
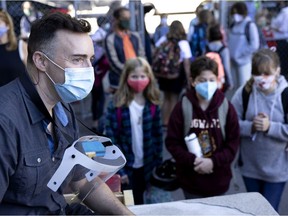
[84,1,288,213]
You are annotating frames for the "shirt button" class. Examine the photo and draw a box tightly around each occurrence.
[37,158,41,163]
[52,157,55,162]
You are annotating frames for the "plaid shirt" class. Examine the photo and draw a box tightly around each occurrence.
[105,100,163,182]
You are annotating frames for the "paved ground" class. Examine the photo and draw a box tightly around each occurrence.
[72,93,288,215]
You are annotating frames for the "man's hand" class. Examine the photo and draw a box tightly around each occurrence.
[194,157,214,175]
[253,112,270,132]
[71,177,134,215]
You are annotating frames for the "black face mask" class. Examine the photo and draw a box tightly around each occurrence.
[119,19,130,30]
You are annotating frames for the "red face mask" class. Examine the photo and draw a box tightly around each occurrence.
[127,79,150,93]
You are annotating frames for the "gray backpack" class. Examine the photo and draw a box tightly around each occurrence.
[181,95,229,138]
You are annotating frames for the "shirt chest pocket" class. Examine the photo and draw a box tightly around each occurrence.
[15,150,52,196]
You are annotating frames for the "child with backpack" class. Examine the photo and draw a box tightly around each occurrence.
[105,57,163,205]
[189,9,214,58]
[228,2,260,89]
[166,56,240,199]
[206,24,233,92]
[152,20,192,127]
[231,49,288,212]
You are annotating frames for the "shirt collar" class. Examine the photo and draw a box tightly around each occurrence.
[20,81,68,127]
[54,102,68,127]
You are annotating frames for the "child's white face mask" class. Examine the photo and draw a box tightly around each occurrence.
[233,14,244,23]
[253,75,275,91]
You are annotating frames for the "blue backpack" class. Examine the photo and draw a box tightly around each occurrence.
[190,23,208,57]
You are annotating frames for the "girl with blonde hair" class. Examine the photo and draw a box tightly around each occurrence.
[0,10,27,86]
[231,49,288,211]
[105,57,163,205]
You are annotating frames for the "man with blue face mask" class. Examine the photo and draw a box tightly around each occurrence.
[166,56,240,199]
[0,12,133,215]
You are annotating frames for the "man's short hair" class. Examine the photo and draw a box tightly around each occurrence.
[190,56,218,79]
[27,12,91,64]
[113,7,129,19]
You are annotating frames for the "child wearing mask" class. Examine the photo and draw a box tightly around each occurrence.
[153,14,169,45]
[231,49,288,212]
[105,7,145,91]
[105,57,163,205]
[166,56,240,199]
[228,2,259,89]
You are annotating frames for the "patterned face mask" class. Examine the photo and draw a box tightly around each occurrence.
[253,75,275,91]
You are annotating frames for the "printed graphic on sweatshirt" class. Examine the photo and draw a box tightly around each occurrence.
[190,118,220,129]
[198,130,216,157]
[189,118,218,156]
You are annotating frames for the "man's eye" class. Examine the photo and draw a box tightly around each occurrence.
[90,56,95,63]
[72,58,84,64]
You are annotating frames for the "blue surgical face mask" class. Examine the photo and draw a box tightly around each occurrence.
[43,54,95,103]
[195,81,218,101]
[0,26,8,38]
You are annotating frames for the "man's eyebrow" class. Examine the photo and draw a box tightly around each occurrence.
[70,54,88,58]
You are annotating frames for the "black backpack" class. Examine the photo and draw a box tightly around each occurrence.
[150,158,179,191]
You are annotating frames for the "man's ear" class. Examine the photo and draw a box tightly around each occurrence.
[32,51,47,71]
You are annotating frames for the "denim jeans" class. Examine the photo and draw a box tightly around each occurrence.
[243,176,286,211]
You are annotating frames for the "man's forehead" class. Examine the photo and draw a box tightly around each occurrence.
[120,10,130,18]
[53,30,93,55]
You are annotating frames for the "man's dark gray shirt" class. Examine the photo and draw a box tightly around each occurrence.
[0,77,80,214]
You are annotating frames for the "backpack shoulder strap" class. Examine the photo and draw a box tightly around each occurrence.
[218,98,229,140]
[281,87,288,123]
[245,21,252,43]
[205,45,211,53]
[206,44,225,55]
[217,44,226,54]
[150,103,156,119]
[242,87,250,120]
[229,22,235,29]
[182,96,192,136]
